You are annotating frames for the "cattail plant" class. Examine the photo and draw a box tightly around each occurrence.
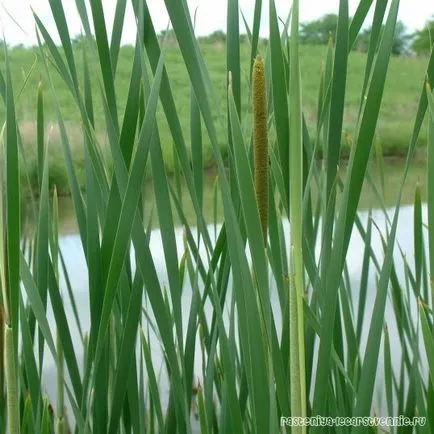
[4,325,18,434]
[252,55,269,243]
[0,305,3,405]
[1,0,433,432]
[0,234,18,434]
[289,0,307,429]
[53,187,66,434]
[0,142,19,434]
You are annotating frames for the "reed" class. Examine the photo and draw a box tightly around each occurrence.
[0,94,19,433]
[0,0,433,432]
[4,326,18,434]
[288,1,307,429]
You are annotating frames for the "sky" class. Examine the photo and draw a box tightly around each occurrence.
[0,0,433,47]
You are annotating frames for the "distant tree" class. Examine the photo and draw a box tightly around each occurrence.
[239,34,248,44]
[412,17,434,54]
[355,21,410,55]
[354,28,370,53]
[71,34,96,47]
[72,34,86,46]
[301,14,410,55]
[300,14,338,45]
[159,29,177,43]
[207,30,226,43]
[392,22,412,55]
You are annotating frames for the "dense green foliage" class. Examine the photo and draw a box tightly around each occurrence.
[1,0,434,433]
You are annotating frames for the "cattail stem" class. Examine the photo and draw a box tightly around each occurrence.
[252,55,269,243]
[289,0,307,431]
[108,313,116,415]
[5,325,19,434]
[0,306,4,402]
[56,418,66,434]
[289,248,301,419]
[56,330,64,429]
[53,186,65,431]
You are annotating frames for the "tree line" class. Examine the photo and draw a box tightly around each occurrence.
[168,14,434,56]
[299,14,432,55]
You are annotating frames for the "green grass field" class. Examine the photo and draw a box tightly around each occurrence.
[3,40,429,194]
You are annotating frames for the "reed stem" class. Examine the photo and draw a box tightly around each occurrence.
[289,0,307,431]
[5,325,19,434]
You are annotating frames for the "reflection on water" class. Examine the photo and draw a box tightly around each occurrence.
[23,159,428,235]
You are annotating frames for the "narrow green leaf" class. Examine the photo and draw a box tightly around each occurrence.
[420,302,434,391]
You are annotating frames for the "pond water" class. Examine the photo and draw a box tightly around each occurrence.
[34,159,427,235]
[28,160,429,427]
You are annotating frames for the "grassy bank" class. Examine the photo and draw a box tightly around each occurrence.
[2,41,430,194]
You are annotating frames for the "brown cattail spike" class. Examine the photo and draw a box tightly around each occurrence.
[252,55,269,243]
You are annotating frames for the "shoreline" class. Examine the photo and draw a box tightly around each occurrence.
[19,150,427,199]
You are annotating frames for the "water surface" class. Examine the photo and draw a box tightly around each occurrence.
[27,160,428,425]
